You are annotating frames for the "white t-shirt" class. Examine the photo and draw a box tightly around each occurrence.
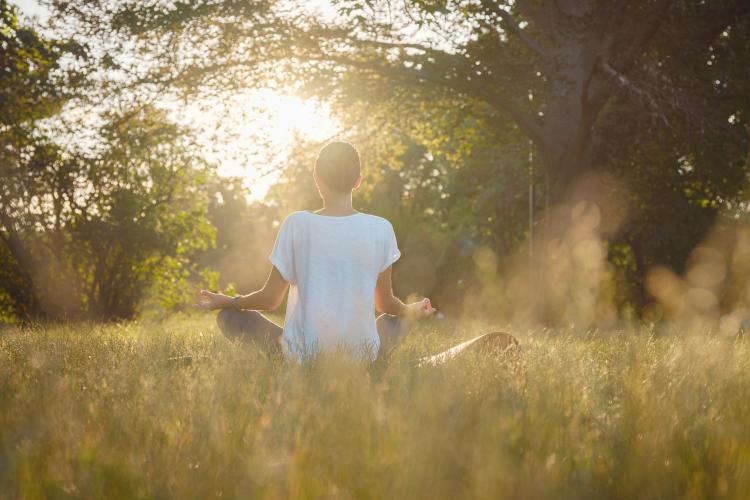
[269,211,400,357]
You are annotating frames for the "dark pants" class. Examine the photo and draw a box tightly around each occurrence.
[215,309,412,360]
[216,309,284,353]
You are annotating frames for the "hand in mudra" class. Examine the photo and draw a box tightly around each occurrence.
[193,290,231,311]
[408,298,437,319]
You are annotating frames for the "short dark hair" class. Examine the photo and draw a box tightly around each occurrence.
[314,141,361,192]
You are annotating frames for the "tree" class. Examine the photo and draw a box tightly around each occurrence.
[1,104,216,321]
[49,0,749,206]
[0,0,85,318]
[597,15,750,304]
[67,109,216,320]
[1,1,223,322]
[44,0,750,320]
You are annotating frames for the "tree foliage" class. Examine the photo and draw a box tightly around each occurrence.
[1,0,85,319]
[48,0,750,200]
[0,3,216,322]
[3,0,741,321]
[47,0,750,306]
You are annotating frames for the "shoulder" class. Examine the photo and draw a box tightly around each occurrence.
[281,211,311,226]
[286,211,313,220]
[274,212,311,237]
[358,214,396,233]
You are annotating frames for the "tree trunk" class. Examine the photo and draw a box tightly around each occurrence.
[535,22,608,207]
[539,131,596,207]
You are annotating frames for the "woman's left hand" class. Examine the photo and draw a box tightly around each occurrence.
[408,298,437,319]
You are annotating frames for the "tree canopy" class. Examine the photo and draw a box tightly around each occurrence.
[1,0,748,323]
[49,0,750,199]
[0,2,217,321]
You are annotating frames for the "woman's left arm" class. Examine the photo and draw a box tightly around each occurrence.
[374,265,436,319]
[194,266,289,311]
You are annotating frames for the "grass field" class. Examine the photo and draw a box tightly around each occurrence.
[1,317,749,499]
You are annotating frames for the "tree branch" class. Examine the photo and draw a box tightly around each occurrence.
[597,0,632,42]
[355,40,439,54]
[481,0,551,64]
[710,93,747,102]
[552,0,589,17]
[329,55,545,144]
[697,3,750,46]
[464,80,546,144]
[516,0,548,29]
[601,62,668,125]
[618,0,674,62]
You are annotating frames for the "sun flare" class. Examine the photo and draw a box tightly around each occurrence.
[245,90,337,146]
[208,89,338,199]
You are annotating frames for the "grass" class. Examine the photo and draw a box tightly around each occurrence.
[1,317,749,499]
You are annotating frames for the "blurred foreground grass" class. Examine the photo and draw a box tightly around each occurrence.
[1,317,749,499]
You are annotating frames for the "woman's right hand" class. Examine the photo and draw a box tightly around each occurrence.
[193,290,232,311]
[407,298,437,319]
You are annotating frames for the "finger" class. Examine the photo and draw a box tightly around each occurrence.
[421,305,435,316]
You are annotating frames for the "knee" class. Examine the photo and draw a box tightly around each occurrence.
[397,317,413,339]
[217,307,237,322]
[216,308,232,326]
[376,313,396,324]
[245,310,265,321]
[377,314,412,333]
[216,308,244,336]
[377,313,411,326]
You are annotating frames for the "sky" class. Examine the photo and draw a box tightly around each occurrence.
[13,0,46,20]
[12,0,340,200]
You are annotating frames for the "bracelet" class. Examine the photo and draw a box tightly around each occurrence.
[232,296,242,312]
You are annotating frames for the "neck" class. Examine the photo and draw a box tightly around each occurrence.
[316,190,358,216]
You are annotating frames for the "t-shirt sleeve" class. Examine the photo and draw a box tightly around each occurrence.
[380,222,401,273]
[269,216,297,284]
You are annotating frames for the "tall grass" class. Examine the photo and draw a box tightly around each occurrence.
[1,318,749,499]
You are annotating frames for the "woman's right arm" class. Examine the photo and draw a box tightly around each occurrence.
[374,265,436,319]
[194,266,289,311]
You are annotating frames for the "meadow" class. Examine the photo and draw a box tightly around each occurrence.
[1,317,749,499]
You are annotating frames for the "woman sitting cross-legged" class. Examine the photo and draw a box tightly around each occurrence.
[194,141,518,362]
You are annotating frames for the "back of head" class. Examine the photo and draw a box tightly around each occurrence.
[315,141,361,192]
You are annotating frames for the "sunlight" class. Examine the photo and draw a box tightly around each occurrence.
[244,90,337,149]
[201,89,338,200]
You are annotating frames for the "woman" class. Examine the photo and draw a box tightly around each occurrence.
[195,141,517,361]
